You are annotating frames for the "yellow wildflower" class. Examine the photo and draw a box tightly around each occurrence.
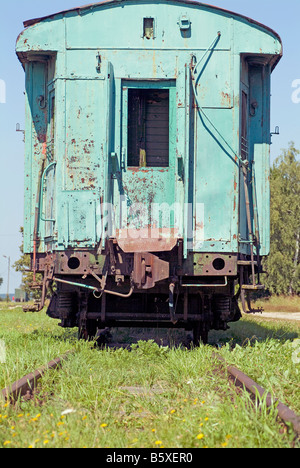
[196,433,204,440]
[155,440,163,445]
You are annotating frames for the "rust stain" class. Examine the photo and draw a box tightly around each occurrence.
[221,91,231,106]
[152,50,156,78]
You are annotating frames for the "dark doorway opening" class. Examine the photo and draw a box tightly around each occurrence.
[127,88,170,168]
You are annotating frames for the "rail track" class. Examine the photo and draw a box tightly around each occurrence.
[1,350,73,403]
[214,354,300,440]
[1,346,299,443]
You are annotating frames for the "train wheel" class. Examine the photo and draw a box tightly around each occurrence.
[77,291,98,341]
[78,320,98,341]
[193,322,208,346]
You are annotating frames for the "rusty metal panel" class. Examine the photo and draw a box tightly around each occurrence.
[181,253,238,277]
[56,60,113,249]
[23,61,48,254]
[196,51,233,109]
[64,79,101,192]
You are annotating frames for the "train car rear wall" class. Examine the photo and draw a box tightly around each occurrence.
[15,1,282,340]
[16,0,282,258]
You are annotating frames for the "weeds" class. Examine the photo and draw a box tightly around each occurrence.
[0,305,299,448]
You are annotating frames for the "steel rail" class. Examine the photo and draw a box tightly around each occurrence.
[214,354,300,438]
[1,350,74,402]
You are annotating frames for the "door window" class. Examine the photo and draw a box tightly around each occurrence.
[127,88,170,168]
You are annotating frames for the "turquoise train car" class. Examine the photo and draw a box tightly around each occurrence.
[16,1,282,343]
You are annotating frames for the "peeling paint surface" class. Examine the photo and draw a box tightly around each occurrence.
[16,0,281,256]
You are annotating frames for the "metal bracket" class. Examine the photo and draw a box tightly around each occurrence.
[178,15,191,31]
[96,53,101,73]
[133,253,169,289]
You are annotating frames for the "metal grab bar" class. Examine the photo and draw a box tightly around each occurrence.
[40,161,57,222]
[54,277,134,299]
[181,276,228,288]
[190,39,250,171]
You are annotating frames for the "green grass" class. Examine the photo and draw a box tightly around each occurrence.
[253,295,300,312]
[0,304,299,448]
[0,303,73,389]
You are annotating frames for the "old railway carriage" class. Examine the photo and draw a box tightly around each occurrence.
[16,1,282,343]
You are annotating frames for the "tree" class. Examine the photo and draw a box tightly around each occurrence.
[13,228,42,300]
[0,277,3,288]
[264,142,300,295]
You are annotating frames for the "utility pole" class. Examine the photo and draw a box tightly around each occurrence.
[3,255,10,302]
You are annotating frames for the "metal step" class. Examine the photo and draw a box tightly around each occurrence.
[241,284,265,291]
[23,301,42,313]
[237,260,258,266]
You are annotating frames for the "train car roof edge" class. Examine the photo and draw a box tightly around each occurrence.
[22,1,283,44]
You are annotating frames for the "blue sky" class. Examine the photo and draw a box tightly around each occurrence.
[0,0,299,293]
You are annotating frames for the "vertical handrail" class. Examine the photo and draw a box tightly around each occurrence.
[40,161,57,223]
[33,144,47,281]
[251,162,261,282]
[242,164,256,284]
